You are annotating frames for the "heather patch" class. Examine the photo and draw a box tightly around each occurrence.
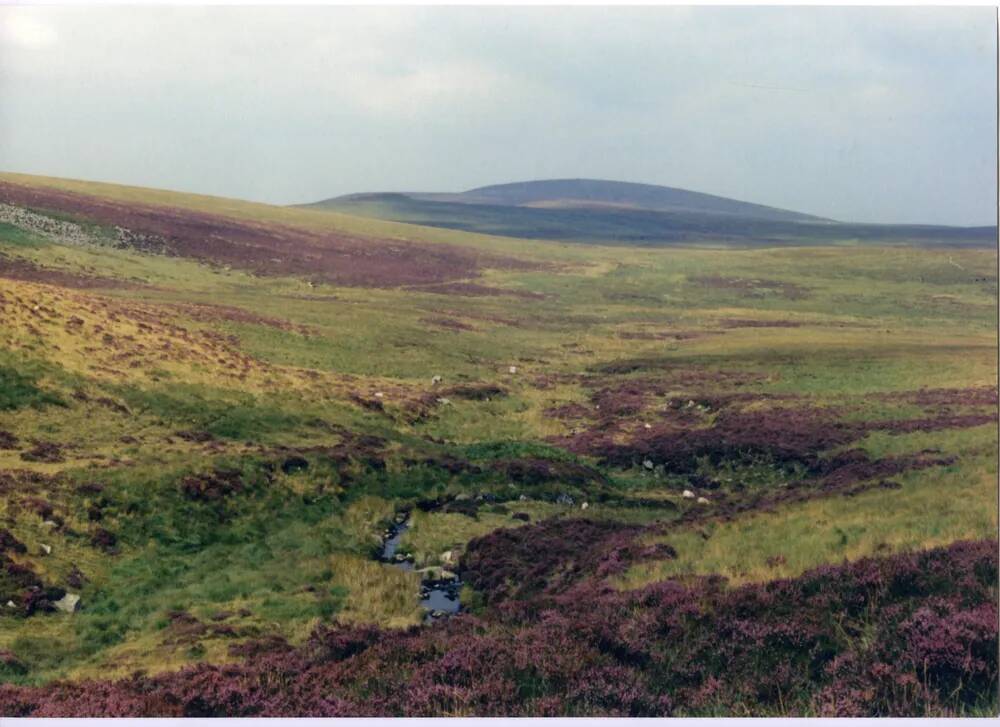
[0,541,993,716]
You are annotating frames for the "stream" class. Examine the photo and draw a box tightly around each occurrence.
[380,514,461,620]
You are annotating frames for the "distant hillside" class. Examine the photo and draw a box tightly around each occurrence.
[415,178,831,224]
[302,180,996,248]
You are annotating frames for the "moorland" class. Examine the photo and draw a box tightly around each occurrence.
[0,172,995,716]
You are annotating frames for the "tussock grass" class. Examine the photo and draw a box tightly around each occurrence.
[327,553,422,629]
[614,449,998,589]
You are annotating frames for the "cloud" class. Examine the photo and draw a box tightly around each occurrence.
[0,6,994,225]
[0,9,57,50]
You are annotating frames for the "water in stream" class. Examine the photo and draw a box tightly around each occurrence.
[380,515,461,619]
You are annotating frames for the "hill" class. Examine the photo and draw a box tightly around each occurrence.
[0,172,995,717]
[416,178,830,222]
[303,179,996,248]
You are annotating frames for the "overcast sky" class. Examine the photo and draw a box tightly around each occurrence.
[0,6,996,225]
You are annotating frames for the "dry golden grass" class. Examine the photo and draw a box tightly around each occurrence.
[327,553,423,629]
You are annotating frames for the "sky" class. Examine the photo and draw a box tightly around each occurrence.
[0,6,996,226]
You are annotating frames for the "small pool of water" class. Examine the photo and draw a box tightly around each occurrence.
[380,513,461,619]
[381,519,414,571]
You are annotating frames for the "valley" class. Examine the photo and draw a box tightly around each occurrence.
[0,171,995,716]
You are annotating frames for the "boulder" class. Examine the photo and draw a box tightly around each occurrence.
[682,490,695,499]
[53,593,80,613]
[643,460,654,470]
[40,543,52,555]
[697,496,711,505]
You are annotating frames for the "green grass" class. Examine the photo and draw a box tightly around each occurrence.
[0,362,66,411]
[614,446,998,589]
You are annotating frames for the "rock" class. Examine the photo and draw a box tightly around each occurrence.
[40,543,52,555]
[431,375,442,385]
[373,392,384,399]
[682,490,695,499]
[42,520,58,528]
[436,397,451,405]
[454,493,471,501]
[5,601,16,609]
[440,550,455,565]
[394,512,408,524]
[53,593,80,613]
[518,494,528,501]
[431,610,446,619]
[580,502,589,510]
[643,423,652,429]
[508,366,518,374]
[555,493,574,506]
[440,570,457,581]
[697,496,711,505]
[643,459,654,470]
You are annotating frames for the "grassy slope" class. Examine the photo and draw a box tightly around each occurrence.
[0,172,995,692]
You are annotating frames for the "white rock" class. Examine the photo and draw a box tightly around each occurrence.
[373,392,384,399]
[581,502,589,510]
[682,490,695,499]
[518,494,528,501]
[42,520,58,528]
[6,600,16,608]
[40,543,52,554]
[643,459,654,470]
[53,593,80,613]
[431,375,442,385]
[436,397,451,405]
[643,423,652,429]
[508,366,518,374]
[697,497,711,505]
[440,550,455,565]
